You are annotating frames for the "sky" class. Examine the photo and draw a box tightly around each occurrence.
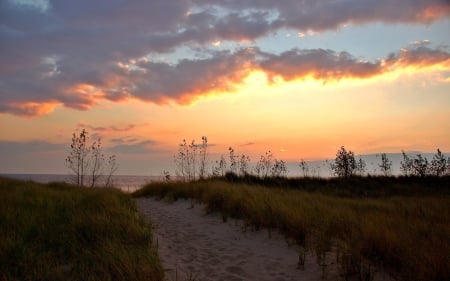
[1,0,450,176]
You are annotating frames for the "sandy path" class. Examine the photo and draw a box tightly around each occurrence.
[136,198,328,281]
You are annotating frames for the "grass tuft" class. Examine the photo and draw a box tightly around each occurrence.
[0,177,163,281]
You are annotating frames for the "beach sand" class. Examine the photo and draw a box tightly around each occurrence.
[137,198,335,281]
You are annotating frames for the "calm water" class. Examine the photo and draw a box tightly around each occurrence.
[1,174,162,193]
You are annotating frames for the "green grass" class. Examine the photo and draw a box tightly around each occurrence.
[0,177,163,281]
[133,177,450,281]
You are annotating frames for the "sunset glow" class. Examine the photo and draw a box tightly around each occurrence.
[1,0,449,175]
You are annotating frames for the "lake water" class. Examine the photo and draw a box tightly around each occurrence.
[1,174,162,193]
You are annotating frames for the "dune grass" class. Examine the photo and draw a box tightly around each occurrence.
[133,176,450,281]
[0,177,163,281]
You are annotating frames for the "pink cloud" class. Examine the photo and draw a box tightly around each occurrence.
[0,102,60,118]
[1,45,449,117]
[259,49,382,81]
[1,0,449,117]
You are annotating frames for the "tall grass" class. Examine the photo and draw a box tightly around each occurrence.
[0,177,163,281]
[133,177,450,281]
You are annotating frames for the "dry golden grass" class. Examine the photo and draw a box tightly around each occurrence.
[134,177,450,281]
[0,177,163,281]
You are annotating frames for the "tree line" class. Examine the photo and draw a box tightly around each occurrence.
[65,130,450,186]
[172,137,450,181]
[327,146,449,178]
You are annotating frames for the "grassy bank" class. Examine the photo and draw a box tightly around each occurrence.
[0,177,163,281]
[133,176,450,281]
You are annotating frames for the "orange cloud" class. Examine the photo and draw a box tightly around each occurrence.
[260,49,381,82]
[59,83,107,110]
[77,122,137,133]
[1,102,60,117]
[386,46,450,69]
[2,45,449,117]
[2,0,450,118]
[416,4,450,22]
[116,48,258,105]
[260,46,450,83]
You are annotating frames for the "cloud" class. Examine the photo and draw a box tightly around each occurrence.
[1,45,449,116]
[0,140,64,153]
[194,0,450,31]
[260,45,450,82]
[386,46,450,69]
[259,49,382,81]
[77,123,137,133]
[121,49,257,104]
[8,0,51,13]
[111,137,140,145]
[411,39,431,46]
[0,101,60,117]
[110,140,158,154]
[240,142,256,147]
[1,0,449,116]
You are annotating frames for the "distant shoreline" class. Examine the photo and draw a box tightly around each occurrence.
[2,152,447,178]
[0,173,161,192]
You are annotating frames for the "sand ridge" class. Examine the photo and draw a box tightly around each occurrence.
[136,198,330,281]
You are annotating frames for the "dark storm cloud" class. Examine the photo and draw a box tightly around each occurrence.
[1,0,449,116]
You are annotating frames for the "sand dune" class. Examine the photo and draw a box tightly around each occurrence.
[137,198,332,281]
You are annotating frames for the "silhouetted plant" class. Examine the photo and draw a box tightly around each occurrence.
[89,138,104,187]
[378,153,392,176]
[228,147,238,174]
[198,136,208,179]
[65,129,90,186]
[401,151,435,177]
[188,140,198,180]
[65,129,117,187]
[176,139,191,181]
[239,154,251,176]
[332,146,357,177]
[325,159,334,177]
[400,151,413,176]
[447,157,450,176]
[254,158,263,177]
[175,137,211,181]
[271,159,288,177]
[355,157,366,176]
[162,170,171,182]
[105,155,118,187]
[213,155,227,177]
[175,139,200,181]
[430,149,448,176]
[175,139,188,181]
[299,159,310,177]
[411,153,429,177]
[256,150,274,178]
